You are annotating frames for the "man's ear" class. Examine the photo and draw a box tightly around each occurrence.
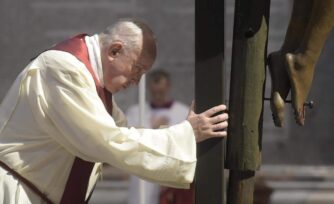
[108,42,123,59]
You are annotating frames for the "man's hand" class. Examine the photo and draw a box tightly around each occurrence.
[187,102,228,143]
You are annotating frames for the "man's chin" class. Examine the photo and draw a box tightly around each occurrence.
[107,85,128,93]
[111,87,124,93]
[104,86,116,93]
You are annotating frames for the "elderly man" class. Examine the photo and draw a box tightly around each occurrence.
[0,20,228,204]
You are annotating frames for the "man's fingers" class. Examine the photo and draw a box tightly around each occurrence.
[210,113,228,124]
[210,131,227,138]
[204,104,227,117]
[194,104,229,143]
[212,121,228,131]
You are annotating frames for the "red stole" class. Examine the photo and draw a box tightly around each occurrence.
[50,34,113,204]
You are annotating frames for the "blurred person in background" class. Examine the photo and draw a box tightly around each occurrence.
[0,19,229,204]
[127,69,193,204]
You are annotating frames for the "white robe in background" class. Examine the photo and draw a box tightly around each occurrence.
[0,49,196,203]
[126,102,189,204]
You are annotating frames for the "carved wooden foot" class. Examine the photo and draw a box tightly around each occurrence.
[268,51,291,127]
[285,52,315,126]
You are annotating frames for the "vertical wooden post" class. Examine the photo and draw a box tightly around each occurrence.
[226,0,270,203]
[195,0,225,204]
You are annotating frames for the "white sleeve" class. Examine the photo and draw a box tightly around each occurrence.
[111,97,127,127]
[31,51,196,188]
[125,105,140,127]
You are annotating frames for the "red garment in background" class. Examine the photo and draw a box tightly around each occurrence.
[160,184,194,204]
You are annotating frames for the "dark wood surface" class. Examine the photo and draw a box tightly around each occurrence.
[226,0,270,203]
[195,0,225,203]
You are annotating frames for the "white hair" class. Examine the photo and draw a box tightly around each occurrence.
[99,20,143,53]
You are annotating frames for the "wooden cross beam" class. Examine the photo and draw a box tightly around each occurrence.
[226,0,271,203]
[195,0,225,203]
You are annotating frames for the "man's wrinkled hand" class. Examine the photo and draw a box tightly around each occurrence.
[187,102,228,143]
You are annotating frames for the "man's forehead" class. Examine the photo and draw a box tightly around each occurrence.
[137,52,155,69]
[130,30,156,70]
[141,32,157,60]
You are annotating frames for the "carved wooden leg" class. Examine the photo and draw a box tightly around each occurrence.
[286,0,334,125]
[268,0,313,127]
